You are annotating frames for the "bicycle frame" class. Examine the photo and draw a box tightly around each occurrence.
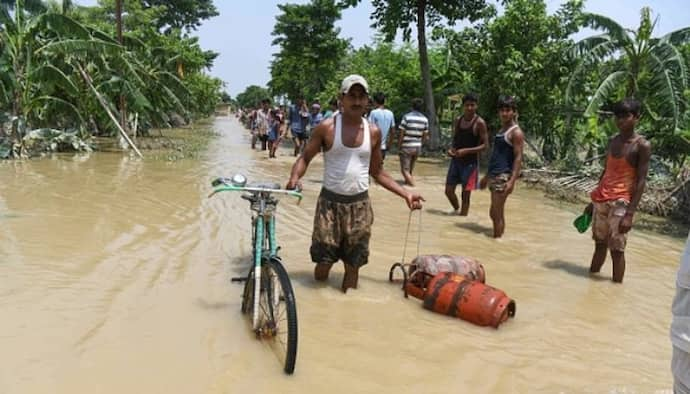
[209,181,301,330]
[250,196,278,330]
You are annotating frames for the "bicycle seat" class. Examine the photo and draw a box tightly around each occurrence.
[249,182,281,190]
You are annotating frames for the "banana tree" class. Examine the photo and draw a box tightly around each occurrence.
[0,1,104,132]
[566,8,690,149]
[0,1,123,154]
[0,0,189,154]
[0,0,45,14]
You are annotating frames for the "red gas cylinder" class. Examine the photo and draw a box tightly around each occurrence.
[417,272,515,328]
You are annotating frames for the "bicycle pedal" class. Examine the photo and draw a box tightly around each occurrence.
[231,277,247,283]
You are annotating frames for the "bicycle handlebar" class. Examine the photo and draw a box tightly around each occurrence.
[208,178,303,202]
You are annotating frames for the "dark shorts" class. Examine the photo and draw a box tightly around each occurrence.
[268,128,278,142]
[292,130,306,141]
[446,160,479,190]
[399,146,421,173]
[310,188,374,268]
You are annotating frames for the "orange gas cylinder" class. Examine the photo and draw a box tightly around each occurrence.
[422,272,516,328]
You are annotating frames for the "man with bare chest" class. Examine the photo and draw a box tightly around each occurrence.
[286,75,424,293]
[585,98,652,283]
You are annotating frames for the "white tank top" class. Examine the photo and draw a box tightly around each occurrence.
[323,115,371,195]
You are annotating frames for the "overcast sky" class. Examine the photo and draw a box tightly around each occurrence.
[77,0,689,97]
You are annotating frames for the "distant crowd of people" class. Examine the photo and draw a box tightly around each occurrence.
[236,98,338,158]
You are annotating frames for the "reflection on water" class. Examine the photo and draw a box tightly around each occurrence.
[0,117,685,393]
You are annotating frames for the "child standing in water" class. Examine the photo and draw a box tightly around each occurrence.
[480,96,524,238]
[585,98,651,283]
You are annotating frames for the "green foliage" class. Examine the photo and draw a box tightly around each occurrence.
[0,0,45,14]
[317,39,422,119]
[0,116,91,158]
[567,7,690,164]
[269,0,349,101]
[183,72,223,117]
[140,0,218,31]
[361,0,489,149]
[442,0,584,161]
[236,85,271,109]
[220,91,232,104]
[370,0,488,42]
[23,127,92,154]
[0,0,223,157]
[78,0,222,123]
[83,0,217,32]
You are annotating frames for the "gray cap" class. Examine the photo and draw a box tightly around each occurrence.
[340,74,369,95]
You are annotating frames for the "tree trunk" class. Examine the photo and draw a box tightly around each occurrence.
[77,64,143,159]
[115,0,127,134]
[416,0,439,150]
[13,0,23,119]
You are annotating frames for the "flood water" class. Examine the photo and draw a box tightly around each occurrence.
[0,116,686,393]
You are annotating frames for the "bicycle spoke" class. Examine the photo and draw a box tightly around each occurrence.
[276,303,287,321]
[258,297,271,325]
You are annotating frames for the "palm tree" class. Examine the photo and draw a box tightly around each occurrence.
[566,7,690,132]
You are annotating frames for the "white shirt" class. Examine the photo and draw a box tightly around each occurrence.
[256,109,270,133]
[671,232,690,353]
[322,115,371,195]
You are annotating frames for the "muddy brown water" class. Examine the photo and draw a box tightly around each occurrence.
[0,117,686,393]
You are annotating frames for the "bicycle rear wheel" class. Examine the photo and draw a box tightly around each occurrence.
[241,258,298,374]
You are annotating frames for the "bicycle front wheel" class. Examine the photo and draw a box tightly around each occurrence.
[258,258,298,374]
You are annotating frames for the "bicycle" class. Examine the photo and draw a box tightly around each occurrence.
[209,174,302,375]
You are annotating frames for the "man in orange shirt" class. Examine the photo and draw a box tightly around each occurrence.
[585,98,651,283]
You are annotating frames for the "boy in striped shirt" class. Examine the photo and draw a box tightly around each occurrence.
[397,98,429,186]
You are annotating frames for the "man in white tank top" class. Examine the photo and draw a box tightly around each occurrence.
[286,75,425,293]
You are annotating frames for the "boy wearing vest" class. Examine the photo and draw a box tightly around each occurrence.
[286,75,425,293]
[445,93,488,216]
[480,96,524,238]
[585,98,651,283]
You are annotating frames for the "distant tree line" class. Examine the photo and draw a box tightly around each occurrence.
[237,0,690,174]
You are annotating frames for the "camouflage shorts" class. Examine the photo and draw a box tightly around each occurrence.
[489,173,511,193]
[592,199,629,252]
[310,188,374,268]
